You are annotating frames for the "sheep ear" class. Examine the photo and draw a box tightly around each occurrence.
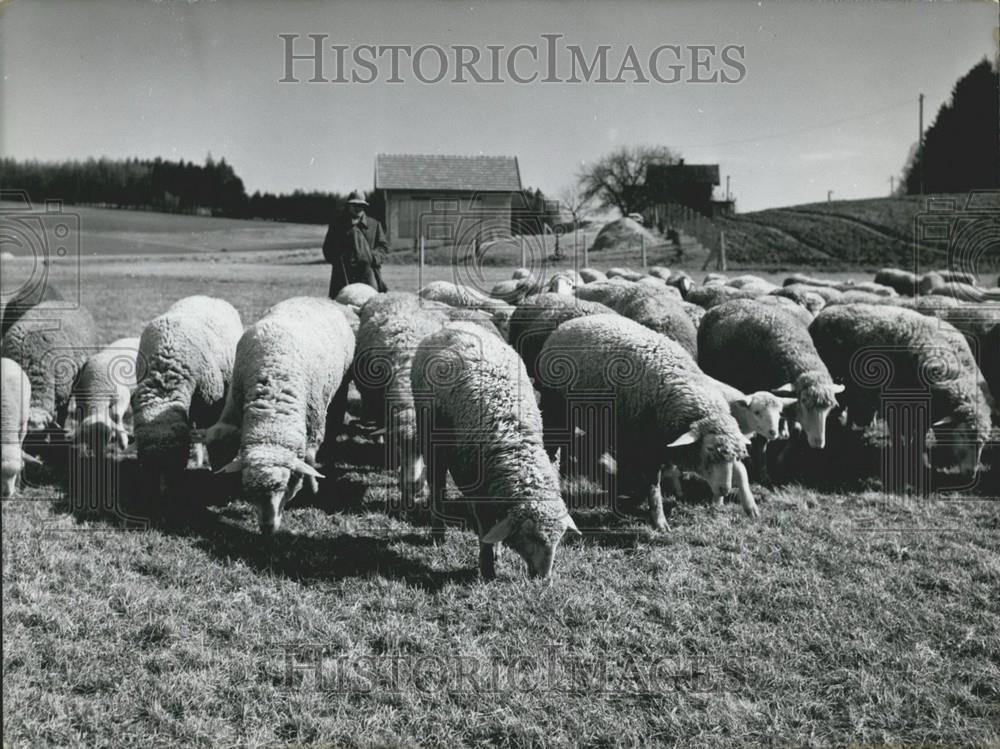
[22,451,43,466]
[779,397,799,408]
[739,396,753,408]
[482,514,517,544]
[293,459,325,479]
[831,383,846,394]
[216,457,242,474]
[666,429,699,448]
[932,415,955,428]
[743,435,754,445]
[771,383,796,397]
[563,514,582,538]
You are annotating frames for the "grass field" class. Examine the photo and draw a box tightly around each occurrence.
[3,207,999,748]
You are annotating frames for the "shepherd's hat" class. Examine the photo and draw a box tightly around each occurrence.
[346,190,369,207]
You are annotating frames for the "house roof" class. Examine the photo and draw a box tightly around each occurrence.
[646,163,721,185]
[375,154,522,192]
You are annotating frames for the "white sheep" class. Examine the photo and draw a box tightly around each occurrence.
[334,283,380,310]
[68,337,141,455]
[411,321,579,579]
[418,280,515,339]
[1,301,99,431]
[705,375,797,441]
[537,314,756,530]
[132,296,243,498]
[2,358,41,497]
[698,299,844,449]
[214,297,356,533]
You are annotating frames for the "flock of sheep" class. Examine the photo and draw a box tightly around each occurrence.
[1,261,997,579]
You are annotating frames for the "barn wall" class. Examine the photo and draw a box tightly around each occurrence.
[385,191,513,247]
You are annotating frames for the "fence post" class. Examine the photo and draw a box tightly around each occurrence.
[420,235,425,275]
[520,235,526,268]
[640,233,647,269]
[583,237,588,269]
[719,231,727,272]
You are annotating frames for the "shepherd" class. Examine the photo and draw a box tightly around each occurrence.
[323,190,389,299]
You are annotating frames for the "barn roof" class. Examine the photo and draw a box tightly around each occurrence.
[646,162,721,185]
[375,154,522,192]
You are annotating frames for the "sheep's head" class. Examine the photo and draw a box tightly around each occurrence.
[72,396,128,456]
[773,372,844,449]
[731,392,798,440]
[929,410,988,480]
[482,504,580,578]
[217,445,323,534]
[134,405,191,491]
[666,414,749,501]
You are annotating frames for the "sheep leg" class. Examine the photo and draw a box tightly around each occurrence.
[644,465,669,532]
[428,458,447,546]
[479,542,498,581]
[733,461,759,519]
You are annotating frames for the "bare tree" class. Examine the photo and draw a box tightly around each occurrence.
[558,184,595,229]
[577,145,679,216]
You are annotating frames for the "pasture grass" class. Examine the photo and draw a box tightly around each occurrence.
[3,248,998,748]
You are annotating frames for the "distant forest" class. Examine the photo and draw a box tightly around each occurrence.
[0,154,558,229]
[900,58,999,195]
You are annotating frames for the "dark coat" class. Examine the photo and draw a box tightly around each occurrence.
[322,214,389,299]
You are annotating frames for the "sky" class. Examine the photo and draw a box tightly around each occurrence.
[1,0,996,212]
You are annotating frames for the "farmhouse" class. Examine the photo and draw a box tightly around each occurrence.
[646,160,733,217]
[375,153,523,248]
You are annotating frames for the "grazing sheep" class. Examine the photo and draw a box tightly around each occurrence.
[575,282,697,355]
[705,374,796,441]
[665,270,695,298]
[698,299,844,449]
[578,268,607,283]
[69,337,142,455]
[647,266,671,281]
[851,281,898,297]
[1,301,99,431]
[1,283,64,339]
[418,280,515,339]
[511,267,533,280]
[753,295,815,326]
[810,304,992,479]
[726,274,778,293]
[547,273,576,295]
[2,358,40,497]
[781,284,843,305]
[507,293,616,382]
[918,271,947,296]
[132,296,242,498]
[490,277,537,305]
[874,268,919,296]
[412,322,579,579]
[607,267,644,281]
[685,284,761,310]
[335,282,380,310]
[782,273,843,289]
[703,273,728,286]
[770,286,828,315]
[679,300,706,330]
[214,297,355,533]
[537,314,755,529]
[352,293,457,502]
[936,270,979,286]
[929,282,991,303]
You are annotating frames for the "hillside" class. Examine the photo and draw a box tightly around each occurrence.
[718,193,1000,270]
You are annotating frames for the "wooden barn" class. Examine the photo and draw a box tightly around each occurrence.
[645,160,722,216]
[375,154,523,247]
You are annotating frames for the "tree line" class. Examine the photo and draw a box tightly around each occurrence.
[0,155,559,230]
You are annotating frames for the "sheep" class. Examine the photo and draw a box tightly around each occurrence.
[703,273,728,286]
[335,283,380,310]
[411,322,579,579]
[537,314,755,529]
[851,281,898,297]
[705,374,796,441]
[810,303,993,479]
[697,299,844,449]
[132,296,242,498]
[665,270,695,298]
[607,267,644,282]
[351,293,459,503]
[752,295,815,327]
[213,297,355,533]
[929,282,992,303]
[918,271,947,296]
[647,266,671,281]
[685,284,761,310]
[726,274,778,293]
[507,293,616,382]
[575,282,697,355]
[547,273,576,295]
[2,358,41,497]
[490,277,537,305]
[679,300,706,330]
[511,267,533,280]
[1,283,64,339]
[935,270,980,286]
[874,268,919,296]
[418,280,515,339]
[1,301,98,431]
[578,268,607,283]
[782,273,843,289]
[68,337,142,455]
[781,283,843,305]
